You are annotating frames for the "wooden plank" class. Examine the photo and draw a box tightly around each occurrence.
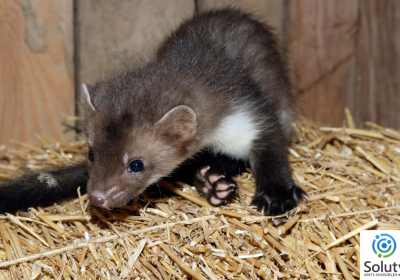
[287,0,359,126]
[76,0,195,95]
[346,0,400,129]
[288,0,400,128]
[197,0,285,36]
[0,0,75,145]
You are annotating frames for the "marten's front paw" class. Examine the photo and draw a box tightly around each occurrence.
[194,166,236,206]
[251,184,307,225]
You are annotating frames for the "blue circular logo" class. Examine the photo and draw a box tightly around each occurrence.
[372,234,397,258]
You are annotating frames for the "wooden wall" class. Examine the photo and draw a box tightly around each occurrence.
[0,0,399,146]
[0,0,74,145]
[75,0,194,92]
[288,0,400,128]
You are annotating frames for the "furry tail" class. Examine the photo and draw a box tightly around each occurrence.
[0,164,87,213]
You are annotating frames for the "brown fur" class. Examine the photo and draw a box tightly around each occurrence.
[81,9,306,215]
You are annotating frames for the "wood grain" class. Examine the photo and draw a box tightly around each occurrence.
[75,0,195,93]
[0,0,74,145]
[288,0,400,128]
[346,0,400,129]
[287,0,359,126]
[1,0,398,148]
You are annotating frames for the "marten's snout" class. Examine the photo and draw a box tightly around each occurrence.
[85,149,152,208]
[89,192,106,206]
[88,186,130,208]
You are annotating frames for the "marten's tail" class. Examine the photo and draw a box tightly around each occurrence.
[0,164,87,213]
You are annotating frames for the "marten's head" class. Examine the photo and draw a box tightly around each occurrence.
[80,81,198,208]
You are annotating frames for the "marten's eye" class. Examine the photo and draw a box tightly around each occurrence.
[128,160,145,174]
[88,150,94,162]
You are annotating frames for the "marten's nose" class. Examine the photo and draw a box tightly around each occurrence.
[89,192,106,206]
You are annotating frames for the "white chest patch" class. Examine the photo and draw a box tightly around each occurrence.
[207,109,262,159]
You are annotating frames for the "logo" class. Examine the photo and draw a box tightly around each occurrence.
[372,234,396,258]
[361,230,400,279]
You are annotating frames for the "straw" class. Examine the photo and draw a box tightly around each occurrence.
[0,112,399,279]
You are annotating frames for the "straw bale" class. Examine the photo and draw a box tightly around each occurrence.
[0,114,399,279]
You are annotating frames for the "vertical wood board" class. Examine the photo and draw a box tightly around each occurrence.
[288,0,400,128]
[1,0,398,150]
[347,0,400,128]
[287,0,359,126]
[0,0,75,145]
[76,0,195,95]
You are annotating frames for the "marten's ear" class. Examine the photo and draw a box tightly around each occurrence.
[155,105,197,141]
[82,84,96,111]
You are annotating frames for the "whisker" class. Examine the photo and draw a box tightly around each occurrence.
[155,182,162,199]
[137,197,156,208]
